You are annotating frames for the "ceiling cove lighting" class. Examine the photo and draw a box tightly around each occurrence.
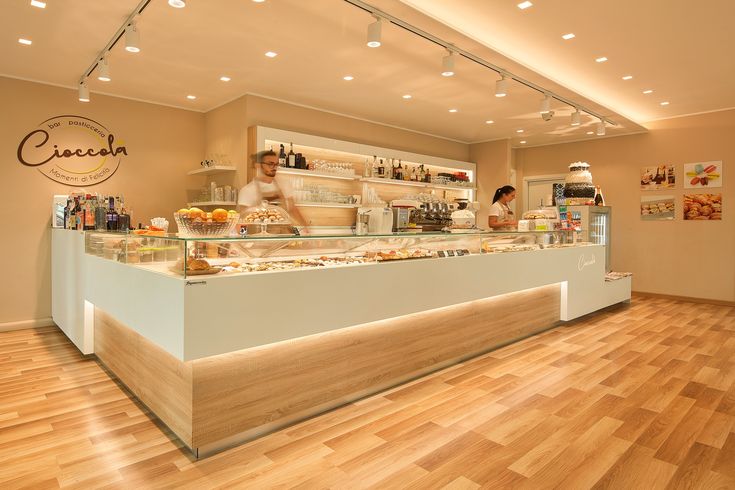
[595,56,608,63]
[366,16,382,48]
[571,109,581,126]
[540,94,551,114]
[97,57,110,82]
[622,75,633,80]
[220,76,231,82]
[562,33,575,40]
[343,75,354,81]
[441,50,455,77]
[78,81,90,102]
[30,0,46,8]
[265,51,278,58]
[517,1,533,9]
[495,75,508,97]
[643,89,653,94]
[168,0,185,7]
[125,22,140,53]
[596,120,606,136]
[18,38,33,45]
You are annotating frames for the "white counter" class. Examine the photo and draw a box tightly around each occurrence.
[52,229,631,362]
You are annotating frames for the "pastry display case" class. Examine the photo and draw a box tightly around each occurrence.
[84,230,583,278]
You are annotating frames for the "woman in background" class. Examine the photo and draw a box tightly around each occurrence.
[488,185,517,230]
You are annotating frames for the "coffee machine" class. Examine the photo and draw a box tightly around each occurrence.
[390,200,420,232]
[356,207,393,235]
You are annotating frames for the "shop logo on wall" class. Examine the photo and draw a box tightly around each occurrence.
[17,115,127,186]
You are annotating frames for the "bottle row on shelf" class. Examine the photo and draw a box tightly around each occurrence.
[63,193,132,232]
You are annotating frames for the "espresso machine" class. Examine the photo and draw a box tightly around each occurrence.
[415,201,453,231]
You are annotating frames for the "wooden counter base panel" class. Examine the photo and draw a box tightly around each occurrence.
[94,283,561,455]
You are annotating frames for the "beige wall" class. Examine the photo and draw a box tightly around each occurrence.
[469,139,512,227]
[0,77,204,326]
[515,109,735,302]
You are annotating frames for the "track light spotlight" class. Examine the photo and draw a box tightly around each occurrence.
[596,119,606,136]
[441,50,455,77]
[78,81,90,102]
[366,16,382,48]
[571,109,581,126]
[125,21,140,53]
[495,74,508,97]
[97,56,111,82]
[541,110,555,122]
[540,94,551,114]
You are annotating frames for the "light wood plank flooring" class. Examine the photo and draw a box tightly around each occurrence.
[1,295,734,489]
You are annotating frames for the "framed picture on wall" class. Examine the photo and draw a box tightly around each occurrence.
[640,195,675,220]
[683,194,722,220]
[684,161,722,188]
[640,165,675,190]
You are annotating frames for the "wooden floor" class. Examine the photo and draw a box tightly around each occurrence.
[1,295,734,489]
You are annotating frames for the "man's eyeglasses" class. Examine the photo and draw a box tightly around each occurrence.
[260,162,279,169]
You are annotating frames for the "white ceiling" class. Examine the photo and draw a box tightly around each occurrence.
[1,0,731,147]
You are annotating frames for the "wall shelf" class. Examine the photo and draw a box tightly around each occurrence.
[187,201,237,207]
[277,167,358,181]
[295,203,359,208]
[359,177,428,188]
[187,166,237,176]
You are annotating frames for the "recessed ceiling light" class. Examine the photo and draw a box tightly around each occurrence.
[622,75,633,80]
[516,129,524,133]
[30,0,46,8]
[402,94,412,99]
[485,120,494,124]
[448,109,458,113]
[520,140,527,144]
[18,38,32,45]
[252,0,266,2]
[586,131,594,135]
[562,33,575,40]
[186,95,196,100]
[595,57,608,63]
[265,51,278,58]
[643,89,653,94]
[168,0,186,7]
[660,101,670,106]
[343,75,354,81]
[517,1,533,9]
[220,76,231,82]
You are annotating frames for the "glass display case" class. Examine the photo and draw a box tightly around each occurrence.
[84,230,585,278]
[559,205,611,272]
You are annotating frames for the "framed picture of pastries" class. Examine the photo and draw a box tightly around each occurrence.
[684,161,722,188]
[683,194,722,220]
[640,164,675,190]
[640,195,675,221]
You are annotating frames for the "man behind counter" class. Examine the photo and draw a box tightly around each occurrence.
[237,150,307,229]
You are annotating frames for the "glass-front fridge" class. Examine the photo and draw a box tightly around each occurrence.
[559,205,612,271]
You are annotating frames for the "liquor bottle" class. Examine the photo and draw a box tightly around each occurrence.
[95,195,107,231]
[411,166,417,182]
[75,197,83,231]
[378,158,385,177]
[424,166,431,183]
[388,158,395,179]
[594,186,605,206]
[84,195,95,230]
[395,160,402,181]
[287,143,296,168]
[107,196,119,231]
[419,165,426,182]
[278,144,287,167]
[118,199,131,231]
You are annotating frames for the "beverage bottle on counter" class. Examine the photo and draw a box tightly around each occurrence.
[594,186,605,206]
[378,158,385,177]
[84,195,95,230]
[287,143,296,168]
[106,196,119,231]
[278,144,286,167]
[95,195,107,231]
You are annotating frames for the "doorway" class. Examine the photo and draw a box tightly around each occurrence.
[523,174,566,213]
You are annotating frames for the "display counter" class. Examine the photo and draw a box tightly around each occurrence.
[52,228,630,456]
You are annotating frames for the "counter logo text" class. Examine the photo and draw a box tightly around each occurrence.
[577,253,596,271]
[17,115,127,186]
